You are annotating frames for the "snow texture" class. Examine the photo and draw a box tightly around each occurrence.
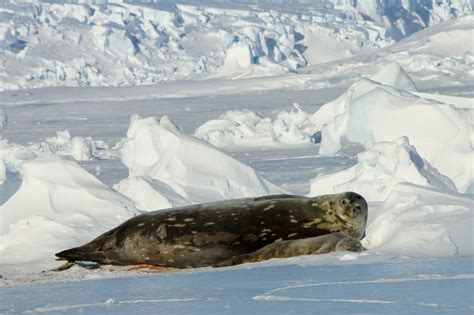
[0,151,138,275]
[316,78,473,193]
[195,103,316,147]
[120,114,285,205]
[0,3,472,313]
[309,137,456,202]
[0,1,397,90]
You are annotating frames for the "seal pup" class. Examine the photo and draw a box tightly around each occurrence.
[56,192,367,269]
[214,232,364,267]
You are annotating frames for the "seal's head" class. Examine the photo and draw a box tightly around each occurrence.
[334,192,368,240]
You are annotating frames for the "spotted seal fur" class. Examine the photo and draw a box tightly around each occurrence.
[56,192,368,268]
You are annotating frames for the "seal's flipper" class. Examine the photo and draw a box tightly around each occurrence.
[127,264,176,273]
[55,247,109,263]
[253,194,297,201]
[214,233,364,267]
[49,261,76,272]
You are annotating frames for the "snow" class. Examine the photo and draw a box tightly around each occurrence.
[1,255,472,314]
[28,130,108,161]
[309,137,456,202]
[370,62,418,92]
[0,153,138,275]
[120,114,284,204]
[195,103,316,147]
[309,137,472,257]
[316,79,473,193]
[0,1,398,90]
[363,183,474,256]
[329,0,472,40]
[0,1,473,313]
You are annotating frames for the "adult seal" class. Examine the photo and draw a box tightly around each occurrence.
[56,192,368,269]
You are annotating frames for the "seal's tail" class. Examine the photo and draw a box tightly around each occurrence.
[55,246,107,263]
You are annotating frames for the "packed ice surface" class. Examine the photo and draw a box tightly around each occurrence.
[195,103,317,147]
[314,79,473,193]
[119,114,285,206]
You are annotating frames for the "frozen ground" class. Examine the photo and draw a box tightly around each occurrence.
[0,1,473,314]
[1,255,473,314]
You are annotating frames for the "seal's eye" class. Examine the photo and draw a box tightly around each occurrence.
[341,199,348,206]
[354,205,361,212]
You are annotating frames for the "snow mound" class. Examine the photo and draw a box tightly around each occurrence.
[309,137,456,202]
[309,79,377,133]
[28,130,108,161]
[195,104,316,147]
[0,154,138,274]
[370,62,417,91]
[121,114,284,204]
[363,183,474,256]
[114,176,190,212]
[314,79,473,193]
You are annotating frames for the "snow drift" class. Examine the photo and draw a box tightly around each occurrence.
[195,104,316,147]
[119,114,284,207]
[363,183,473,256]
[308,137,472,256]
[313,79,473,193]
[309,137,456,202]
[0,149,138,274]
[114,176,190,212]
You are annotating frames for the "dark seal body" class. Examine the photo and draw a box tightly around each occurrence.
[56,192,368,268]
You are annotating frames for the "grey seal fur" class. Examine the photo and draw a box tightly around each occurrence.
[56,192,368,268]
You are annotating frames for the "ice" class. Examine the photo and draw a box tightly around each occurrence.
[315,79,473,193]
[334,0,472,40]
[195,104,316,147]
[0,110,7,132]
[309,137,456,202]
[120,114,284,204]
[309,136,471,256]
[0,153,138,275]
[0,1,409,90]
[370,62,418,92]
[28,130,108,161]
[0,1,472,312]
[363,183,474,256]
